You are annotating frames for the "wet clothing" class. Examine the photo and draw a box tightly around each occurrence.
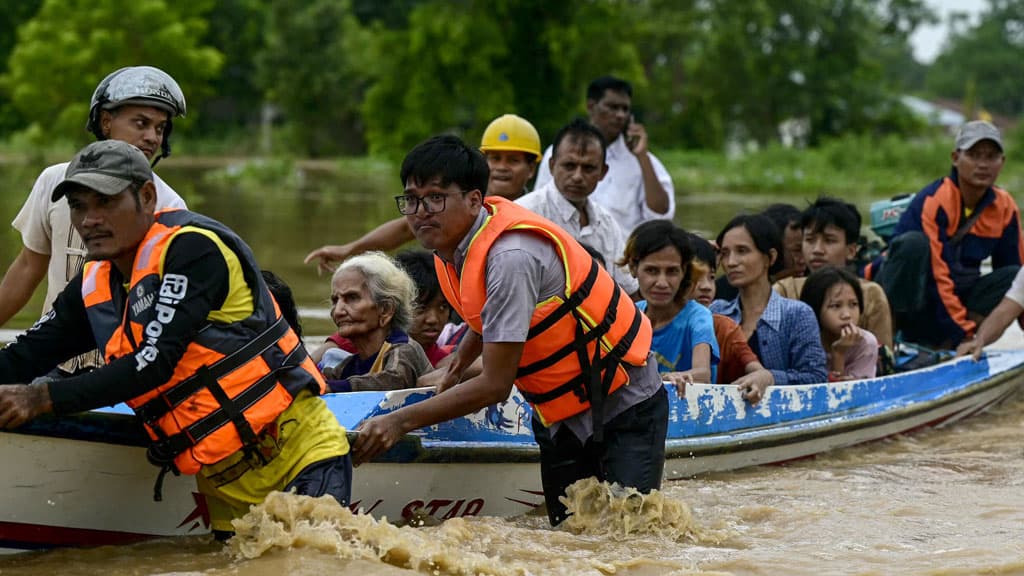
[435,199,666,526]
[871,168,1024,346]
[533,386,668,526]
[712,314,760,384]
[711,291,828,384]
[12,162,185,374]
[197,390,351,532]
[534,134,675,233]
[637,299,720,382]
[323,328,432,392]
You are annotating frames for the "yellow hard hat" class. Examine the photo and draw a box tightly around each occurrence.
[479,114,541,160]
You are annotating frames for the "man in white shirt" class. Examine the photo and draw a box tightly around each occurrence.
[534,76,675,234]
[0,66,188,374]
[517,118,639,297]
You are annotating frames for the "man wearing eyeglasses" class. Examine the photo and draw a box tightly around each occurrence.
[354,135,668,527]
[869,121,1024,349]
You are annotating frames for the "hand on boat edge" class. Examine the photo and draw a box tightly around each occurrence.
[0,381,52,429]
[351,413,402,466]
[955,336,985,361]
[662,372,692,398]
[735,369,773,405]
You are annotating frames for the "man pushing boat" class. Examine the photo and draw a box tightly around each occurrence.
[352,134,668,526]
[0,141,351,539]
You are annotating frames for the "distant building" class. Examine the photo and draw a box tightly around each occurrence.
[900,95,1015,134]
[900,95,965,130]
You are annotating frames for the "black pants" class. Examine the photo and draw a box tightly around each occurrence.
[212,454,352,542]
[531,386,669,526]
[879,231,1019,347]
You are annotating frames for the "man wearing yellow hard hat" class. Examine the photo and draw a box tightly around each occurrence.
[305,114,541,272]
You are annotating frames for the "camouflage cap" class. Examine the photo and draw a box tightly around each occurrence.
[52,140,153,202]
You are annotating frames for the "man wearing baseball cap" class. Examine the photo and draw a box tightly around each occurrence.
[0,140,351,538]
[871,120,1024,349]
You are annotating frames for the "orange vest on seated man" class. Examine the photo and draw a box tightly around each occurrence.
[433,197,652,426]
[81,209,326,475]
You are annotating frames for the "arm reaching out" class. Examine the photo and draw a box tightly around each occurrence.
[305,218,414,274]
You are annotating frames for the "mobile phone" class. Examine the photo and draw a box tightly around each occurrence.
[625,114,639,150]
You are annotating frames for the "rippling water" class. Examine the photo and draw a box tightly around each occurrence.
[2,387,1021,576]
[2,159,1023,575]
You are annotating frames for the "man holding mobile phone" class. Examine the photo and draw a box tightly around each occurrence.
[534,76,675,234]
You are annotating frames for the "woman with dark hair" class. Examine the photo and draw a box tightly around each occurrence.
[710,214,827,386]
[800,266,877,380]
[621,220,718,390]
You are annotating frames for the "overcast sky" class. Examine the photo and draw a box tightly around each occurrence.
[910,0,987,63]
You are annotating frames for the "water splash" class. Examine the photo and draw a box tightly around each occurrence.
[560,478,705,542]
[227,487,715,575]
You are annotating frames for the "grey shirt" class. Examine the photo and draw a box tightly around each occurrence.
[449,208,662,443]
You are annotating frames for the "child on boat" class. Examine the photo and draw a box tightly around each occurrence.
[800,266,878,380]
[396,250,456,367]
[622,220,719,392]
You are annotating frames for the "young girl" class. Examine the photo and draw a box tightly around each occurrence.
[622,220,719,390]
[800,266,878,380]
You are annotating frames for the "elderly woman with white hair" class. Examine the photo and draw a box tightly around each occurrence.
[310,252,432,392]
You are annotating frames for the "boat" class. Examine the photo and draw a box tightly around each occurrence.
[2,349,1023,553]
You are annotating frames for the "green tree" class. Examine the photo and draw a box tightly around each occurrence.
[255,0,371,156]
[0,0,223,146]
[926,0,1024,117]
[360,0,645,157]
[0,0,43,135]
[192,0,269,140]
[669,0,926,148]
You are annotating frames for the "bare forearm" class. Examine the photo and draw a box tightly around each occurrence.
[636,154,670,215]
[0,248,49,327]
[974,298,1024,346]
[353,218,415,253]
[392,373,512,434]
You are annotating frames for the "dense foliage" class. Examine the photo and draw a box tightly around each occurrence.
[0,0,1018,157]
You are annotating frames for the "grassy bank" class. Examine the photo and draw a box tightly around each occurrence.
[661,134,1024,199]
[7,132,1024,200]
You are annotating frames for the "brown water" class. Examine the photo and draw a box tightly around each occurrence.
[1,158,1023,574]
[1,389,1021,575]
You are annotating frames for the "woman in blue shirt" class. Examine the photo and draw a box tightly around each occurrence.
[710,214,827,385]
[622,220,719,389]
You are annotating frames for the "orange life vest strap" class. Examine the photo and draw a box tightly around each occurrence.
[518,276,645,443]
[134,316,294,423]
[145,343,307,464]
[525,258,600,340]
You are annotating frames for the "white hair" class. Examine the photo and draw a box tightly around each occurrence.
[334,251,418,331]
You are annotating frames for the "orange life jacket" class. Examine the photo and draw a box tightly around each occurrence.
[434,197,652,431]
[81,210,326,476]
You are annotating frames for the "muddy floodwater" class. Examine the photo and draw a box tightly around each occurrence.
[1,158,1022,575]
[1,387,1022,575]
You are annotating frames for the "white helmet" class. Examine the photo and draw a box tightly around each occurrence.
[86,66,186,161]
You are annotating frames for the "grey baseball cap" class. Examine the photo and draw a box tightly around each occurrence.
[954,120,1004,152]
[52,140,153,202]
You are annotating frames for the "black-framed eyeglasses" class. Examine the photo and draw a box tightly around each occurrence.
[395,192,454,215]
